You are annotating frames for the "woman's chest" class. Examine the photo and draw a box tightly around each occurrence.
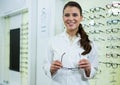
[52,42,85,66]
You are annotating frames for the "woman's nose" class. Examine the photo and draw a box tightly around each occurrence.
[68,15,74,20]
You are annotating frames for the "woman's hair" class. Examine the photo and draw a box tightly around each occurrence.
[63,1,92,55]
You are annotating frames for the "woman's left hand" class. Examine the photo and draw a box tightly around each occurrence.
[78,58,91,77]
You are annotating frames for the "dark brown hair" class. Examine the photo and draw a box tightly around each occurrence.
[63,1,91,55]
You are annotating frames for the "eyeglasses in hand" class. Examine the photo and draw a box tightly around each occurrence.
[60,52,81,71]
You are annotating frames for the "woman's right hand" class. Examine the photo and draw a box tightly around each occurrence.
[50,60,63,75]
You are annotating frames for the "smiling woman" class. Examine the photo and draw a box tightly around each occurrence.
[63,8,83,39]
[43,1,98,85]
[63,5,83,35]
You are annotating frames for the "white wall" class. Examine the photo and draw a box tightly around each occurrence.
[0,0,27,16]
[55,0,64,35]
[36,0,54,84]
[28,0,37,85]
[36,0,58,84]
[0,0,28,85]
[9,14,22,85]
[0,17,5,84]
[36,0,64,85]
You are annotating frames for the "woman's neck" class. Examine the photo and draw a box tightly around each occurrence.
[66,29,78,37]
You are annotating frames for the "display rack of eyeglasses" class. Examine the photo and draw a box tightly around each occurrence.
[20,22,29,78]
[82,2,120,85]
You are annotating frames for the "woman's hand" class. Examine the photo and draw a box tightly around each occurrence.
[78,58,91,77]
[50,60,63,76]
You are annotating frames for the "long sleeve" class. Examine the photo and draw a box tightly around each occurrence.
[83,41,99,79]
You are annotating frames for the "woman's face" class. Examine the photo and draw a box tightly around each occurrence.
[63,6,83,32]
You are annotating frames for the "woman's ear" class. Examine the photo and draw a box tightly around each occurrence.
[80,16,83,21]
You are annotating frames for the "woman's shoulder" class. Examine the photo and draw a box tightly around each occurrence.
[90,40,96,47]
[90,41,95,46]
[90,41,98,52]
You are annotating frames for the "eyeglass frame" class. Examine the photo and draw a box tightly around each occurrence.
[89,14,105,20]
[107,35,120,41]
[60,52,81,71]
[89,7,105,13]
[107,19,120,25]
[106,28,120,34]
[106,3,120,9]
[106,53,120,59]
[106,11,120,17]
[99,61,120,69]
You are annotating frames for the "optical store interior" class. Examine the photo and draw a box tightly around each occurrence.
[0,0,120,85]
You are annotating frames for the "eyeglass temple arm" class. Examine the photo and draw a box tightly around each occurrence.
[61,53,66,62]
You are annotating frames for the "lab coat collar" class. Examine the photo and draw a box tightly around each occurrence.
[60,31,81,44]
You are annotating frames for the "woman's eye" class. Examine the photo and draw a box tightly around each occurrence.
[73,13,78,17]
[64,13,70,17]
[64,13,78,17]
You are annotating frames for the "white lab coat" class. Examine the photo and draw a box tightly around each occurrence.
[43,31,98,85]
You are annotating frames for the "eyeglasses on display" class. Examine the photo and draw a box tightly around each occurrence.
[93,37,105,42]
[83,10,89,14]
[107,35,120,41]
[99,61,120,69]
[106,11,120,17]
[106,28,120,34]
[106,53,120,58]
[106,45,120,49]
[106,3,120,9]
[107,19,120,25]
[88,29,104,34]
[21,22,28,26]
[89,7,105,13]
[89,14,105,20]
[89,22,104,27]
